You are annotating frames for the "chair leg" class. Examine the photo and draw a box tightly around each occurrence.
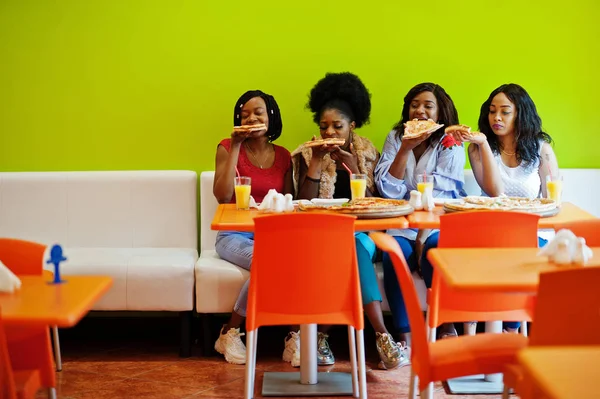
[502,385,511,399]
[251,328,258,388]
[429,327,436,343]
[347,326,359,398]
[179,311,192,358]
[408,368,417,399]
[51,326,62,372]
[49,387,57,399]
[244,329,256,399]
[464,321,477,335]
[421,382,433,399]
[356,329,367,399]
[521,321,528,337]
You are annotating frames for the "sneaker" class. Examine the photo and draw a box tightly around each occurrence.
[283,331,301,367]
[376,332,410,370]
[317,332,335,366]
[214,326,246,365]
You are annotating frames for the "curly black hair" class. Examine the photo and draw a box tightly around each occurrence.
[233,90,283,142]
[307,72,371,128]
[393,83,459,145]
[478,84,552,167]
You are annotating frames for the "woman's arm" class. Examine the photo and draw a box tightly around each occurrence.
[431,141,468,199]
[296,155,321,200]
[374,132,409,199]
[213,143,242,204]
[467,140,504,197]
[538,142,559,198]
[283,164,294,197]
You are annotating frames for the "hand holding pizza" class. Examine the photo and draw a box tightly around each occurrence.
[307,136,344,159]
[445,125,486,145]
[231,124,267,145]
[330,143,360,174]
[400,131,434,152]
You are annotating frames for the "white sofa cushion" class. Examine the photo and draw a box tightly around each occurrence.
[0,171,199,312]
[47,247,197,311]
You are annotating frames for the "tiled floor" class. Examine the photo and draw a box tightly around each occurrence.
[41,316,509,399]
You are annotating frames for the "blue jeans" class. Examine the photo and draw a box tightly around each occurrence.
[215,231,254,317]
[382,233,439,333]
[354,232,383,306]
[382,234,549,333]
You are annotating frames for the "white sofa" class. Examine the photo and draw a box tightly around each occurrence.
[0,171,198,356]
[195,168,599,348]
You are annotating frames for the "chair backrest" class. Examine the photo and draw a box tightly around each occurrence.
[530,267,600,346]
[0,312,17,399]
[246,213,363,331]
[553,219,600,246]
[438,211,540,248]
[369,232,432,379]
[0,238,46,276]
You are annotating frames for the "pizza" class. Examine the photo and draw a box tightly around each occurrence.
[233,123,267,132]
[298,197,410,214]
[444,196,557,213]
[304,138,346,148]
[403,119,444,139]
[444,124,485,141]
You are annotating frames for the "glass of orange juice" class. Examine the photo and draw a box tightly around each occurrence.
[350,174,367,200]
[417,174,434,195]
[234,176,252,210]
[546,174,563,206]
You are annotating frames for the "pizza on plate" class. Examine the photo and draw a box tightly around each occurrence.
[304,138,346,148]
[403,119,444,139]
[444,124,485,141]
[233,123,267,133]
[444,196,557,213]
[298,197,410,214]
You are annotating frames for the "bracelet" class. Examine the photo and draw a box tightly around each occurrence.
[305,176,320,183]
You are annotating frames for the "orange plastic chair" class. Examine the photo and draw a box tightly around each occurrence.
[1,311,42,399]
[371,232,528,399]
[553,219,600,246]
[244,213,366,399]
[427,211,540,340]
[0,239,56,398]
[502,266,600,398]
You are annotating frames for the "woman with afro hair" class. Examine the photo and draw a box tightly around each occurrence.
[375,83,467,345]
[292,72,409,370]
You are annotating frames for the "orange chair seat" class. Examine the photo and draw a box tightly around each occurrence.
[14,370,41,399]
[427,334,528,384]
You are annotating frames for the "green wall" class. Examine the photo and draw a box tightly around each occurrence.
[1,0,599,173]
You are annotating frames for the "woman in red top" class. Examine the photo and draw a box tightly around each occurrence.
[213,90,293,365]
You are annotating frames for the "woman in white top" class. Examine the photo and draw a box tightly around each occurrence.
[459,83,559,332]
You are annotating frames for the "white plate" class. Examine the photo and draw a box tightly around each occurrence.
[310,198,349,207]
[292,200,312,206]
[433,198,463,206]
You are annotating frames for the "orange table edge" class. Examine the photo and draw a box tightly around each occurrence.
[427,247,600,294]
[211,204,409,232]
[0,276,113,327]
[408,202,596,229]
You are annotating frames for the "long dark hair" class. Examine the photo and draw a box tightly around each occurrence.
[478,83,552,167]
[393,83,459,145]
[233,90,283,142]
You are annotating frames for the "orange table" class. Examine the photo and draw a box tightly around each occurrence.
[211,203,409,232]
[518,346,600,399]
[0,276,113,327]
[408,202,596,229]
[427,247,600,294]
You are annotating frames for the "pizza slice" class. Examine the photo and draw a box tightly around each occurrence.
[233,123,267,133]
[403,119,444,139]
[445,124,486,141]
[304,138,346,148]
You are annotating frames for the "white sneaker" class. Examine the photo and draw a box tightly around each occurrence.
[215,326,246,365]
[282,331,301,367]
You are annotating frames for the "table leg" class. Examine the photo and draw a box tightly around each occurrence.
[484,321,503,383]
[300,324,317,385]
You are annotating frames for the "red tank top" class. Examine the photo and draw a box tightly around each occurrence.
[219,139,291,203]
